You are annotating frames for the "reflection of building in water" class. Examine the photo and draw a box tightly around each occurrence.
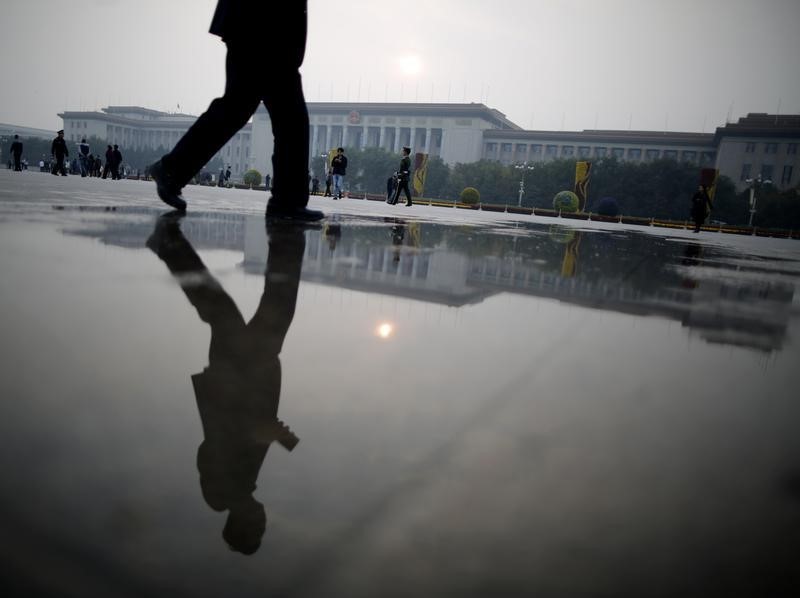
[72,212,795,353]
[243,217,492,306]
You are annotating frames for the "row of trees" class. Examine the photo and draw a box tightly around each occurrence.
[315,147,799,228]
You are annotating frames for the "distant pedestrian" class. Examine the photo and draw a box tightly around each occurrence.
[102,145,113,179]
[225,165,231,183]
[331,147,347,199]
[264,173,271,191]
[9,134,23,171]
[93,156,102,177]
[112,145,123,180]
[389,146,413,207]
[38,159,45,172]
[51,130,69,176]
[324,171,332,197]
[311,175,319,195]
[690,184,712,233]
[79,138,90,177]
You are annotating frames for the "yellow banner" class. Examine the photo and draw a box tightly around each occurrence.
[700,168,719,202]
[412,153,429,198]
[573,161,592,212]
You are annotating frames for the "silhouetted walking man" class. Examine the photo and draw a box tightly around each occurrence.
[9,135,23,171]
[149,0,323,222]
[147,213,305,554]
[51,130,68,176]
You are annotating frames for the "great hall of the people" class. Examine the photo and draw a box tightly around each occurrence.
[52,103,799,191]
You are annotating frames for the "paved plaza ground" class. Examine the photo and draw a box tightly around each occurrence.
[1,169,799,597]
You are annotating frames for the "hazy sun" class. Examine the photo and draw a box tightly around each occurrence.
[397,54,423,76]
[376,322,394,339]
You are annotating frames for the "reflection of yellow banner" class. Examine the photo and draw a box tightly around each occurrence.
[700,168,719,202]
[408,221,421,247]
[412,153,429,198]
[573,161,592,212]
[561,231,581,278]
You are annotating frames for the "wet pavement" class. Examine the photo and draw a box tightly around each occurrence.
[1,170,800,597]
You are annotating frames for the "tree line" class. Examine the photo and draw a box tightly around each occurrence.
[318,147,799,228]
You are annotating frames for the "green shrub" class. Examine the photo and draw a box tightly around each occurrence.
[553,190,579,213]
[460,187,480,205]
[243,169,262,187]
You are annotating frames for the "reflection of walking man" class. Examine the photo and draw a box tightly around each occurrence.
[147,213,305,555]
[148,0,323,222]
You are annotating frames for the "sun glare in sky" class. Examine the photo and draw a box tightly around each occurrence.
[397,54,423,76]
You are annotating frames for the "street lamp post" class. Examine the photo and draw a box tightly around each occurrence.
[745,174,772,227]
[514,161,536,207]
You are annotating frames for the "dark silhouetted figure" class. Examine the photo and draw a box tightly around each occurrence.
[112,145,123,180]
[148,1,323,222]
[50,130,68,176]
[10,135,23,171]
[324,171,332,197]
[79,138,90,177]
[102,145,113,179]
[146,213,305,555]
[331,147,347,199]
[311,175,319,195]
[690,185,712,233]
[390,146,412,206]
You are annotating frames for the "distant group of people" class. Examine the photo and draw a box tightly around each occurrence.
[5,133,126,179]
[48,130,124,179]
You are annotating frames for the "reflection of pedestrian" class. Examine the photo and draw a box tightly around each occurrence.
[10,135,23,171]
[690,185,712,233]
[51,130,69,176]
[148,0,322,222]
[390,218,406,262]
[390,146,412,207]
[331,147,347,199]
[147,213,305,555]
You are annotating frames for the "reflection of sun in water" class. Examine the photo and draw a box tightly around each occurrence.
[397,54,422,76]
[376,322,394,339]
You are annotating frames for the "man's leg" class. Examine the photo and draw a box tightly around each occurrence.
[262,69,309,207]
[161,44,260,188]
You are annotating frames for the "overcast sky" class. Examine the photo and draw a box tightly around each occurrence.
[1,0,798,134]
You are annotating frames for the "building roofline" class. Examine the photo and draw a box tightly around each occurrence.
[305,102,523,130]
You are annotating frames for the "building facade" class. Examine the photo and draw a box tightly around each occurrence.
[713,113,800,191]
[57,105,799,190]
[59,106,253,177]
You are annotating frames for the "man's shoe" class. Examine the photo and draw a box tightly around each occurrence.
[149,160,187,211]
[266,204,325,223]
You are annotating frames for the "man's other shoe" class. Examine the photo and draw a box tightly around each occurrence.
[149,160,187,211]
